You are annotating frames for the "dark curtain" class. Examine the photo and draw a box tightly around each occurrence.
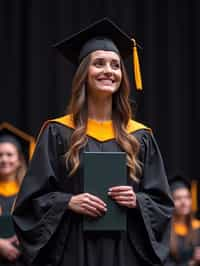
[0,0,200,181]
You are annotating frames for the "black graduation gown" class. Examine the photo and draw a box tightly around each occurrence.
[0,195,16,215]
[165,224,200,266]
[12,122,174,266]
[0,194,17,266]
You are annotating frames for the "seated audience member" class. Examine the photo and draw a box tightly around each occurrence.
[165,175,200,266]
[0,124,35,264]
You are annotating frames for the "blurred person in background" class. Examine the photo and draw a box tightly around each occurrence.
[165,175,200,266]
[0,134,27,264]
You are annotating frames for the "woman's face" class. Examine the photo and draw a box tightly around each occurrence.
[87,50,122,96]
[0,142,21,178]
[173,188,192,216]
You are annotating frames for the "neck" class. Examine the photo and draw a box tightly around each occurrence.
[175,215,188,224]
[87,94,112,121]
[0,174,17,182]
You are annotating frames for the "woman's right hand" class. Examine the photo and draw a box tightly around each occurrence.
[68,193,107,218]
[0,236,20,262]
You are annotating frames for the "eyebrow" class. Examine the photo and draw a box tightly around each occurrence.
[92,57,120,62]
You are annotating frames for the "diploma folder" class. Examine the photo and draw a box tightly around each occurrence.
[83,152,127,231]
[0,215,15,238]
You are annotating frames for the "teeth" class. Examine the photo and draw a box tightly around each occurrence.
[98,79,113,82]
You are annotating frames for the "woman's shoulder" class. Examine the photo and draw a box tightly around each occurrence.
[37,115,74,144]
[40,114,74,133]
[192,219,200,230]
[128,119,152,141]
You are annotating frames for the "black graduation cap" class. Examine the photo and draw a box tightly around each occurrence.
[53,17,143,90]
[169,174,199,212]
[169,174,191,193]
[0,122,36,162]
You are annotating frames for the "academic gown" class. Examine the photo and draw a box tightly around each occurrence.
[0,180,20,266]
[0,180,19,215]
[12,115,174,266]
[165,220,200,266]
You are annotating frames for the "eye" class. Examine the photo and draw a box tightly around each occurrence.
[7,152,14,157]
[93,59,104,68]
[111,60,120,70]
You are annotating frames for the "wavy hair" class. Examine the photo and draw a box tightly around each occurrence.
[170,193,198,262]
[65,54,141,181]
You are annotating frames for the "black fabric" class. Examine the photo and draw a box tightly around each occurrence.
[0,195,18,266]
[0,195,16,215]
[164,228,200,266]
[12,122,173,266]
[53,18,131,64]
[78,37,119,63]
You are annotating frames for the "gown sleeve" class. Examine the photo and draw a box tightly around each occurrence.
[12,123,73,265]
[128,130,174,265]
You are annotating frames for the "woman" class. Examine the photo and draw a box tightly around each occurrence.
[165,175,200,266]
[12,18,173,266]
[0,134,26,263]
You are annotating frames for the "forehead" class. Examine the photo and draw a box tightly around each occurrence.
[173,187,190,197]
[90,50,120,61]
[0,142,18,152]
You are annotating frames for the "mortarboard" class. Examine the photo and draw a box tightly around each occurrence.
[169,174,191,193]
[0,122,35,162]
[53,17,143,90]
[169,174,198,212]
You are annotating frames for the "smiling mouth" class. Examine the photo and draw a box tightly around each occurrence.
[97,79,114,85]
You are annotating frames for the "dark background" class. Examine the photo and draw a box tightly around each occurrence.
[0,0,199,181]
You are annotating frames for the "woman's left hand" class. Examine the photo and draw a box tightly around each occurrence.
[108,186,137,208]
[193,246,200,262]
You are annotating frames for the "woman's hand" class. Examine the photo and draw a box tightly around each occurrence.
[108,186,137,208]
[0,235,20,262]
[68,193,107,218]
[193,246,200,263]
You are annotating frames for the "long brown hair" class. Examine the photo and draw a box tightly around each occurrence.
[15,153,27,186]
[66,54,141,181]
[170,190,198,260]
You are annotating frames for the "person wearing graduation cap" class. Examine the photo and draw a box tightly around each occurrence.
[12,18,173,266]
[165,175,200,266]
[0,133,27,264]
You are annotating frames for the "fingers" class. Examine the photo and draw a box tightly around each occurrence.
[109,186,133,192]
[111,195,134,201]
[68,193,107,218]
[8,235,18,244]
[4,244,20,262]
[108,190,133,196]
[108,186,137,208]
[8,249,20,262]
[85,193,106,208]
[81,194,107,217]
[82,203,104,217]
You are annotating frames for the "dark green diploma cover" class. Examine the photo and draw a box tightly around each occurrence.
[83,152,127,231]
[0,215,15,238]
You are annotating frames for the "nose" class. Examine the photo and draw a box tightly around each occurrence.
[103,63,113,75]
[0,155,7,163]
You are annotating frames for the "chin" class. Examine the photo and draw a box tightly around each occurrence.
[97,86,118,94]
[0,169,15,176]
[179,210,191,216]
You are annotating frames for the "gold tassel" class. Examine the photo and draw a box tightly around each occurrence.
[132,38,143,90]
[191,180,198,213]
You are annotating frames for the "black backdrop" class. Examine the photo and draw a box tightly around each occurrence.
[0,0,200,181]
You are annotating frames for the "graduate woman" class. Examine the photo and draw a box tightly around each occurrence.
[13,18,174,266]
